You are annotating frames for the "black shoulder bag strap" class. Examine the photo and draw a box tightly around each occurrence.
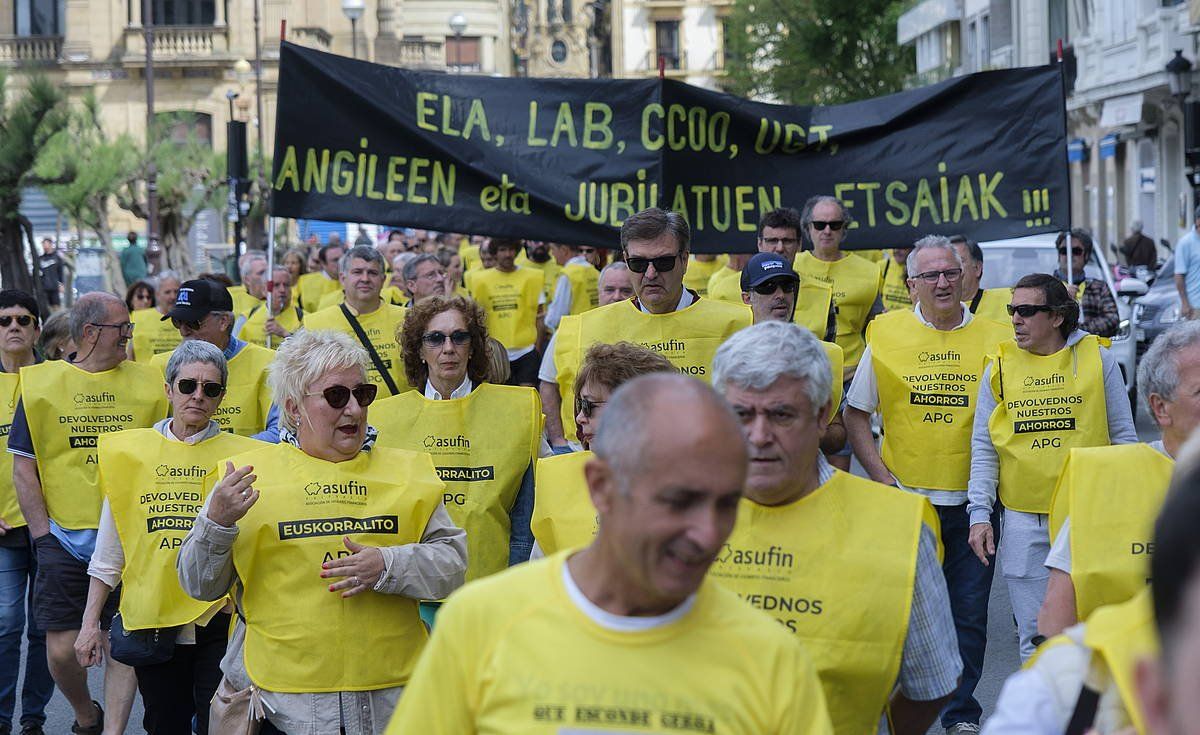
[969,288,985,314]
[339,304,400,395]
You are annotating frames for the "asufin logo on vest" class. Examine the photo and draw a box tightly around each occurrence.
[74,391,116,406]
[423,434,470,453]
[1023,373,1066,389]
[155,464,207,479]
[303,480,367,496]
[918,350,961,364]
[718,543,795,569]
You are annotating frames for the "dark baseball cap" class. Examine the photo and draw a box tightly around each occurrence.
[741,252,800,291]
[162,279,234,322]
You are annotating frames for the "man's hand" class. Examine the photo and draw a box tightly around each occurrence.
[0,516,12,536]
[264,316,290,338]
[74,623,106,668]
[1184,302,1195,320]
[320,536,385,598]
[968,522,995,565]
[206,462,258,528]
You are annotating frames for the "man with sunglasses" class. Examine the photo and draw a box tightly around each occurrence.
[845,236,1011,735]
[11,292,168,735]
[544,207,750,452]
[0,291,53,735]
[151,280,275,438]
[756,207,838,342]
[1053,229,1119,338]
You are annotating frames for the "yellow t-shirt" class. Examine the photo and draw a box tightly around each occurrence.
[707,266,744,305]
[130,308,182,363]
[385,552,833,735]
[683,256,727,296]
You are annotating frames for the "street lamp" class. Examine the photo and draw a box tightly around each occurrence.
[1167,49,1193,101]
[448,13,467,72]
[1166,51,1200,209]
[342,0,365,59]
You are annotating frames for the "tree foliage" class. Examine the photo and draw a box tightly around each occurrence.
[724,0,915,105]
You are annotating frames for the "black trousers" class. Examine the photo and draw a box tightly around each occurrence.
[133,612,230,735]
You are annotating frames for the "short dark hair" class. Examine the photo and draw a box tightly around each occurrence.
[949,235,984,265]
[757,208,803,237]
[1151,455,1200,663]
[489,238,523,252]
[619,207,690,253]
[1055,228,1094,254]
[1013,273,1079,338]
[0,290,40,323]
[127,231,138,245]
[318,242,344,263]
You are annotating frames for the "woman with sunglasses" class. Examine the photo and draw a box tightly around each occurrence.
[529,341,674,559]
[967,273,1137,662]
[76,340,260,735]
[372,295,542,583]
[1053,229,1120,338]
[124,280,155,314]
[177,329,466,735]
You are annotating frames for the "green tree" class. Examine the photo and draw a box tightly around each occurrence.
[35,93,139,294]
[0,73,67,298]
[724,0,915,105]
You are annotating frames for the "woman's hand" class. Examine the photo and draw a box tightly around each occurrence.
[206,462,258,528]
[321,536,386,598]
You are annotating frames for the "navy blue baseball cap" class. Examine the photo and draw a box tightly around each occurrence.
[162,279,234,322]
[741,252,800,291]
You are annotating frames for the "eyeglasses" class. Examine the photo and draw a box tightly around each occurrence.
[1057,247,1085,256]
[422,330,471,348]
[90,321,134,338]
[810,221,845,231]
[175,378,225,398]
[306,383,378,409]
[625,253,681,273]
[760,237,799,247]
[171,315,208,332]
[911,268,963,284]
[751,279,798,295]
[1007,304,1056,318]
[575,395,607,419]
[0,315,34,327]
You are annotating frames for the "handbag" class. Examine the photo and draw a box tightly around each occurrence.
[208,676,265,735]
[107,611,179,667]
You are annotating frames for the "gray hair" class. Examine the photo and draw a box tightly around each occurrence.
[239,252,267,281]
[165,339,228,386]
[269,329,369,433]
[402,253,442,282]
[338,244,385,274]
[712,321,832,415]
[906,235,963,275]
[619,207,690,253]
[153,270,181,289]
[598,261,630,282]
[1138,321,1200,413]
[70,292,123,344]
[800,195,854,236]
[392,252,417,273]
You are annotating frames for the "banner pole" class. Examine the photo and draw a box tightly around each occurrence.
[1057,38,1074,288]
[265,216,275,349]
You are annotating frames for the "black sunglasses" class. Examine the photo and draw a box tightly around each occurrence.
[752,279,798,295]
[171,315,207,331]
[307,383,378,409]
[625,253,681,273]
[176,378,225,398]
[422,330,471,348]
[810,220,845,231]
[574,395,607,419]
[0,315,34,327]
[1057,247,1085,256]
[1007,304,1056,318]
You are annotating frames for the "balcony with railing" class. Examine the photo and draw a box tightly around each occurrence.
[290,26,332,52]
[123,25,230,62]
[0,35,63,66]
[400,39,445,69]
[641,49,687,76]
[903,60,955,89]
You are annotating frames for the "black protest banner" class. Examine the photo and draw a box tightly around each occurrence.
[271,41,1069,252]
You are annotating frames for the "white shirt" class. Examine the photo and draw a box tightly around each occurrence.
[562,558,695,631]
[424,376,473,400]
[545,256,590,331]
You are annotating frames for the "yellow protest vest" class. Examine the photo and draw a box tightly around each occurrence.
[371,384,541,580]
[228,443,442,692]
[822,341,844,421]
[461,242,483,272]
[228,286,263,319]
[562,262,599,315]
[317,285,406,312]
[870,310,1011,491]
[530,450,595,555]
[710,470,922,735]
[296,272,340,314]
[987,335,1110,514]
[555,297,751,443]
[683,256,724,296]
[515,251,563,300]
[1049,445,1171,620]
[1083,590,1157,735]
[20,360,168,529]
[469,267,543,351]
[707,266,744,305]
[239,304,303,349]
[796,279,834,340]
[101,428,259,630]
[152,343,274,436]
[879,258,911,312]
[968,287,1012,324]
[303,302,410,394]
[795,252,883,369]
[130,308,182,363]
[0,371,24,526]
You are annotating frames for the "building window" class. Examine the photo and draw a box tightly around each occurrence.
[14,0,62,35]
[446,36,481,72]
[980,14,990,68]
[655,20,681,70]
[561,0,571,24]
[156,111,213,147]
[965,21,976,72]
[151,0,215,26]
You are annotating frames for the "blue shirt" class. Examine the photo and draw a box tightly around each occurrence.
[1175,228,1200,305]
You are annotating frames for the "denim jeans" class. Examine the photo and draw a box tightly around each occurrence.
[0,537,54,729]
[937,503,1001,729]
